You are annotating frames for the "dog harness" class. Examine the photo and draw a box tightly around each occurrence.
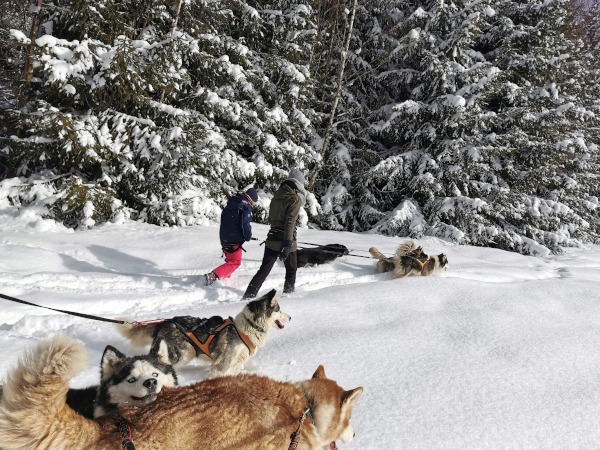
[413,256,430,270]
[168,316,256,358]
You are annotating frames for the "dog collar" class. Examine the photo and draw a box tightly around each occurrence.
[288,407,312,450]
[288,408,336,450]
[116,417,135,450]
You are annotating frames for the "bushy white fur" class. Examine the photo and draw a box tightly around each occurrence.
[0,336,88,449]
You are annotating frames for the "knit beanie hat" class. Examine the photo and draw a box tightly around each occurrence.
[244,188,258,204]
[288,168,306,185]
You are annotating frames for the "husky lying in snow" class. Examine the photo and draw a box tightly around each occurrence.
[65,340,178,419]
[369,240,449,278]
[118,289,291,376]
[296,243,349,267]
[0,335,363,450]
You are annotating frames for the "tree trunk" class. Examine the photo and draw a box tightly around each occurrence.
[308,0,358,190]
[159,0,185,103]
[172,0,184,33]
[18,0,44,108]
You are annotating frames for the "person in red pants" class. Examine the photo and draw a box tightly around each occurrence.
[203,188,258,286]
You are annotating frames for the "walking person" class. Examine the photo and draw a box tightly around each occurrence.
[242,168,307,299]
[203,188,259,286]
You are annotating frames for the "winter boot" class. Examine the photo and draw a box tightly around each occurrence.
[283,282,294,294]
[204,272,218,286]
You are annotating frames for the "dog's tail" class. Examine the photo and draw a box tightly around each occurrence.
[0,335,101,449]
[115,316,156,348]
[396,240,417,256]
[368,247,387,260]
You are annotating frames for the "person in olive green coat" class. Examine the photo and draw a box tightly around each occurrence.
[242,168,307,299]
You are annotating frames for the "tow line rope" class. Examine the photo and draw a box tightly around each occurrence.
[251,238,374,260]
[0,292,138,325]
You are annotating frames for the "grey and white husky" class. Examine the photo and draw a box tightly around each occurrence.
[369,240,449,278]
[117,289,291,376]
[66,340,178,419]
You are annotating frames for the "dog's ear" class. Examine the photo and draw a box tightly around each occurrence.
[267,289,277,307]
[100,345,126,380]
[312,365,327,379]
[341,387,364,408]
[150,339,171,365]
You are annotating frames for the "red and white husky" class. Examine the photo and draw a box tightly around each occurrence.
[0,335,363,450]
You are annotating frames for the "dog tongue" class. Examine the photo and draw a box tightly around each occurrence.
[330,442,338,450]
[275,320,284,329]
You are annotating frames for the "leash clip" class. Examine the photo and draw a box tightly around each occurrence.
[131,318,167,327]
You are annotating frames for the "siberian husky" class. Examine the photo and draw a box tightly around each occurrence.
[117,289,291,376]
[0,335,363,450]
[369,240,448,278]
[66,340,178,419]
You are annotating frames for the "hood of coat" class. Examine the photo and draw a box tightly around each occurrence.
[282,178,307,206]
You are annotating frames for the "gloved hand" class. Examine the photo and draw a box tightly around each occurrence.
[279,240,292,261]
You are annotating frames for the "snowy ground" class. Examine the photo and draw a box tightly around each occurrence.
[1,209,600,449]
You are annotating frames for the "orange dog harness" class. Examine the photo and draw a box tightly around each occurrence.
[172,316,256,357]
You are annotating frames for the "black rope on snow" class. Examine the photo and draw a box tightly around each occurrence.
[250,238,374,259]
[0,293,137,325]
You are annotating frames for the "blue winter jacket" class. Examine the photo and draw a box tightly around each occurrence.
[219,194,253,246]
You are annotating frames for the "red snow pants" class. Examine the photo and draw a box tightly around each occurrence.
[212,247,243,280]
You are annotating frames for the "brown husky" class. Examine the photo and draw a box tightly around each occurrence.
[0,335,363,450]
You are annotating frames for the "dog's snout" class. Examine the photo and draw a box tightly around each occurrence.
[143,378,157,389]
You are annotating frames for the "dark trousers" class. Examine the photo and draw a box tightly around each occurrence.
[243,247,297,299]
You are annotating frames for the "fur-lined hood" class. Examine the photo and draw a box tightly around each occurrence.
[284,178,307,206]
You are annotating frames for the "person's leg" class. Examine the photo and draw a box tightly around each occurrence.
[212,247,243,280]
[242,247,279,299]
[283,250,298,294]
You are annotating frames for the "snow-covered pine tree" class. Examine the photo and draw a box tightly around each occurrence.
[357,0,505,244]
[480,0,600,253]
[355,0,598,255]
[0,8,22,181]
[2,0,319,227]
[0,0,29,111]
[306,0,368,230]
[566,0,600,241]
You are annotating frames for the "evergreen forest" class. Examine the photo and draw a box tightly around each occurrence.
[1,0,599,255]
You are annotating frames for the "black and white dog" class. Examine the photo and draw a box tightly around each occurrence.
[66,340,178,419]
[117,289,291,377]
[296,243,349,268]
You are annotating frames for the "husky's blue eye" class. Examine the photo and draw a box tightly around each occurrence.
[127,377,136,383]
[152,373,158,377]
